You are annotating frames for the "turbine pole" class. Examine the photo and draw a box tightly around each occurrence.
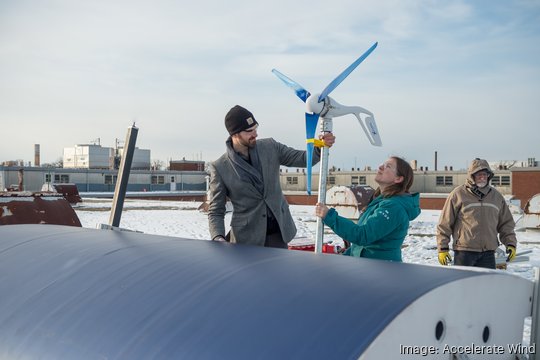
[315,117,333,253]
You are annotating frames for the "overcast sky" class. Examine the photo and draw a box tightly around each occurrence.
[1,0,539,170]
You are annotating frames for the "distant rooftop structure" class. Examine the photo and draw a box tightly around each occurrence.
[63,144,112,169]
[63,144,151,170]
[413,154,538,173]
[489,158,538,170]
[169,159,205,171]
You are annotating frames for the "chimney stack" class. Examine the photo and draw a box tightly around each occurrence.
[34,144,40,167]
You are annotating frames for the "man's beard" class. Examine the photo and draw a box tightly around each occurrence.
[475,180,488,188]
[240,137,256,149]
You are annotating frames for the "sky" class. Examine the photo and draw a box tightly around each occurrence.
[1,0,539,170]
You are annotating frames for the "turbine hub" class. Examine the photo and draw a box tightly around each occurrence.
[306,93,325,115]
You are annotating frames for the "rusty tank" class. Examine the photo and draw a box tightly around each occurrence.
[518,193,540,230]
[325,185,375,220]
[0,192,81,227]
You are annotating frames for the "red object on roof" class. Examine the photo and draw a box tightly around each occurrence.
[0,192,82,227]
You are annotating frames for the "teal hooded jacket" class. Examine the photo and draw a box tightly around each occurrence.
[323,193,421,262]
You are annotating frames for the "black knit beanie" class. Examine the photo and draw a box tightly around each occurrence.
[225,105,258,135]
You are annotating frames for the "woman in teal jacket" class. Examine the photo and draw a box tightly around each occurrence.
[315,156,420,262]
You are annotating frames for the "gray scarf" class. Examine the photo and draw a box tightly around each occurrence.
[226,137,264,195]
[466,179,491,199]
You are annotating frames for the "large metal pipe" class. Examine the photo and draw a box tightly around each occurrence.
[0,224,534,359]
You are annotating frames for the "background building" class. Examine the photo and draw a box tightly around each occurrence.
[63,144,151,170]
[170,159,205,171]
[0,166,206,193]
[279,162,539,209]
[117,147,151,170]
[63,145,113,169]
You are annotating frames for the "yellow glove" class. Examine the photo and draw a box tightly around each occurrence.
[438,251,452,266]
[506,245,516,262]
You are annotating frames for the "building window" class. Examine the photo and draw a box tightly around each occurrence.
[436,176,453,186]
[492,175,510,186]
[104,175,117,185]
[286,176,298,185]
[45,174,51,183]
[54,174,70,183]
[351,176,367,185]
[151,175,165,185]
[328,176,336,185]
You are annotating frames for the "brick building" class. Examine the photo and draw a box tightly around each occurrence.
[511,168,540,208]
[170,159,205,171]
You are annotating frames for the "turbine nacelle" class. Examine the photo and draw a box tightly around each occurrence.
[307,93,366,118]
[306,94,382,146]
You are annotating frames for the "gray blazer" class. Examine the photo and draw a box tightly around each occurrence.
[208,138,320,246]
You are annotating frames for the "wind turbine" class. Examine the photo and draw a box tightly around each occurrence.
[272,42,382,253]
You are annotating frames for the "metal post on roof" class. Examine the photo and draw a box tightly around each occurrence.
[314,117,333,254]
[108,124,138,228]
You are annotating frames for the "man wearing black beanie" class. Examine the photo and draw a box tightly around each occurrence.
[208,105,335,248]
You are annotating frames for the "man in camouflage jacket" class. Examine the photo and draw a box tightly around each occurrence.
[436,158,517,268]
